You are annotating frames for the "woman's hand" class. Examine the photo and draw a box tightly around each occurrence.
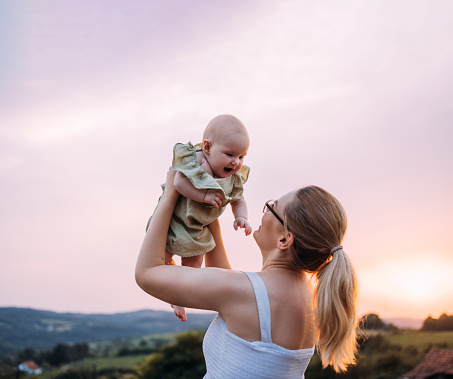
[163,167,179,200]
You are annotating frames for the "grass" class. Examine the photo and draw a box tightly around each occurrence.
[34,333,177,378]
[88,333,174,356]
[70,354,150,370]
[385,330,453,348]
[37,354,150,379]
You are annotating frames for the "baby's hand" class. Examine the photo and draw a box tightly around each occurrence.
[233,217,252,236]
[204,189,224,208]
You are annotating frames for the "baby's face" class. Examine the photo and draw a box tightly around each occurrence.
[206,135,249,178]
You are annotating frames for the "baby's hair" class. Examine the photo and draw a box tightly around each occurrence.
[203,115,249,142]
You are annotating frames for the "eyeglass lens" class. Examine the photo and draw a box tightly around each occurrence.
[264,200,284,225]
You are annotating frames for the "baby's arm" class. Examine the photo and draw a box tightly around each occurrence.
[231,198,252,236]
[173,171,224,208]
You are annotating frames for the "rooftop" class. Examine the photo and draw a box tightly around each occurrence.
[400,348,453,379]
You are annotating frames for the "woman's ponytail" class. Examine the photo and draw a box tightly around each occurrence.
[314,248,358,372]
[284,186,358,372]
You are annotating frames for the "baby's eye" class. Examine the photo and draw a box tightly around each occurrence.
[226,153,233,157]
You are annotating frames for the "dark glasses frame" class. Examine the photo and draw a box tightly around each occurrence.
[263,200,285,225]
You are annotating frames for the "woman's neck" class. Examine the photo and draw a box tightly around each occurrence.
[261,250,293,272]
[261,261,306,284]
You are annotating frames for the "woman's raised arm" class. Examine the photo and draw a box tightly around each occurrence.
[135,168,179,278]
[135,168,243,313]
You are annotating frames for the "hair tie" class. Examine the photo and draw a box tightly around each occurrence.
[330,245,343,254]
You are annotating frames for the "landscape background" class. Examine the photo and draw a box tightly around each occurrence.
[0,307,215,356]
[1,0,452,323]
[2,307,452,378]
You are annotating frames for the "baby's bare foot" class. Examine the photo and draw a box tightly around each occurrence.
[172,305,187,322]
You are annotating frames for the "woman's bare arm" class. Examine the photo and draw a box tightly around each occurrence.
[135,169,179,274]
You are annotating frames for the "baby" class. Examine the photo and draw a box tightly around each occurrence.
[146,114,252,320]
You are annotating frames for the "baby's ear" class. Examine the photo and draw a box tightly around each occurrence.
[202,139,211,155]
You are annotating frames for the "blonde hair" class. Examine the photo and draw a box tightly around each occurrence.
[284,186,358,372]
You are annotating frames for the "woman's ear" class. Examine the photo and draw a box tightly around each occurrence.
[202,139,211,156]
[277,231,294,250]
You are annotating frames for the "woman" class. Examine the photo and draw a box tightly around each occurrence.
[135,169,358,377]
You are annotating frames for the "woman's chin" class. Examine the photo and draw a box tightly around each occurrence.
[252,226,261,240]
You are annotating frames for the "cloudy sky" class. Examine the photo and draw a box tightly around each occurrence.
[1,0,452,320]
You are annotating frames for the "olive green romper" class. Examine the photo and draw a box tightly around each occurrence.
[147,142,250,257]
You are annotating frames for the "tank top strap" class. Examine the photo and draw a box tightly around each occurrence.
[244,272,272,343]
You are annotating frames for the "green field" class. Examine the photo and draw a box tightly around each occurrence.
[34,333,180,379]
[35,334,174,379]
[37,354,150,379]
[70,354,149,370]
[33,329,453,379]
[87,333,174,355]
[385,330,453,348]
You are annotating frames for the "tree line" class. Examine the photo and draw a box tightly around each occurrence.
[421,313,453,331]
[9,342,90,367]
[359,313,453,332]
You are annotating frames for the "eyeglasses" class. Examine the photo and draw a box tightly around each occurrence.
[263,200,285,225]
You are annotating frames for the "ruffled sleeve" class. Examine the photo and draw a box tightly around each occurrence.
[228,164,250,201]
[236,165,250,184]
[172,142,225,194]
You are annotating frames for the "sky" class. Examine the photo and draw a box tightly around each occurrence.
[1,0,452,320]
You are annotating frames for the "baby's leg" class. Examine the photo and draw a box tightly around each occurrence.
[181,254,204,269]
[165,250,175,265]
[171,255,204,322]
[164,251,186,321]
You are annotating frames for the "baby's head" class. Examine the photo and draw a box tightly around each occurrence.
[201,115,250,178]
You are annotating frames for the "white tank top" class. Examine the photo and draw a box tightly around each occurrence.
[203,272,314,378]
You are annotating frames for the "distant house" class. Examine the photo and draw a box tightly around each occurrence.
[399,348,453,379]
[17,361,43,375]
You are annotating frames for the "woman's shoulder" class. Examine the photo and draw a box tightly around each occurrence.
[204,269,256,306]
[204,268,252,291]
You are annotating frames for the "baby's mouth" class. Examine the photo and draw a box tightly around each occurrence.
[224,167,233,173]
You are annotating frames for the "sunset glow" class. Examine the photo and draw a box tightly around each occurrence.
[396,270,434,299]
[1,1,452,321]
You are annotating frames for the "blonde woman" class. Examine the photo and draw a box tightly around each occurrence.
[136,169,358,378]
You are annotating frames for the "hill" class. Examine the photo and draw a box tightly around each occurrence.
[0,307,215,357]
